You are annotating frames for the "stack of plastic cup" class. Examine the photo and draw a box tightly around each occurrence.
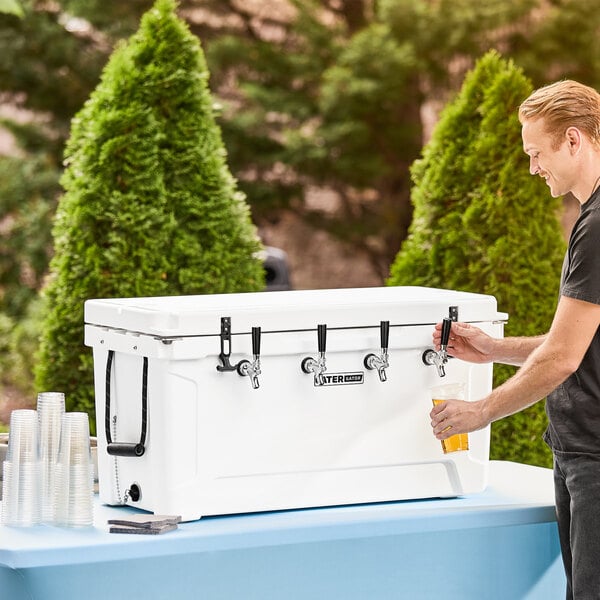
[37,392,65,522]
[53,412,94,527]
[1,409,41,526]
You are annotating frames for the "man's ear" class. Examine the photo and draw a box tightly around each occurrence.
[565,126,583,154]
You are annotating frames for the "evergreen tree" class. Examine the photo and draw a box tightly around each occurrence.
[35,0,264,421]
[388,51,566,468]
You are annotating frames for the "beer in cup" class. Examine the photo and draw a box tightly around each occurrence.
[430,383,469,453]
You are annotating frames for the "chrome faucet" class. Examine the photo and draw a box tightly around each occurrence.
[301,324,327,386]
[364,321,390,382]
[422,317,452,378]
[237,327,262,389]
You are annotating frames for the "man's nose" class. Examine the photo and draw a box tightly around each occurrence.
[529,157,538,175]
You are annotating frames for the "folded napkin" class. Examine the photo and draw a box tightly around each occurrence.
[108,514,181,535]
[109,523,178,535]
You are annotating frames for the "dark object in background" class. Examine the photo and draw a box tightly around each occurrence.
[260,246,292,291]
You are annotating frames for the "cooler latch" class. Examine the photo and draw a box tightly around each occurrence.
[105,350,148,457]
[216,317,237,372]
[216,317,262,389]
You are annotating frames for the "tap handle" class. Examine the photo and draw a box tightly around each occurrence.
[380,320,390,350]
[252,326,261,356]
[441,317,452,348]
[317,324,327,353]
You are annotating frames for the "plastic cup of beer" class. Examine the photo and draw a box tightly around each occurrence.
[430,383,469,453]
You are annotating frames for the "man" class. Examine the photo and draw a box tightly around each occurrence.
[429,79,600,600]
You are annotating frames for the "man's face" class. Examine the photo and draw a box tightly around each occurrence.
[522,117,575,198]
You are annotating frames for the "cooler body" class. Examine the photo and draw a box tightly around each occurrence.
[84,286,506,521]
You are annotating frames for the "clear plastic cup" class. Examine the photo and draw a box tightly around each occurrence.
[430,383,469,453]
[1,409,41,526]
[53,412,94,527]
[5,409,39,464]
[37,392,65,522]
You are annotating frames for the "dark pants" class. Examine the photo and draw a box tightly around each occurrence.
[554,450,600,599]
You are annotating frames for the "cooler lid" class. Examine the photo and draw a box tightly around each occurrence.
[84,286,505,338]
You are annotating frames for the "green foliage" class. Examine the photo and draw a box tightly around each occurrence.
[388,51,566,467]
[207,3,424,276]
[0,299,41,397]
[61,0,153,37]
[381,0,535,87]
[0,2,108,125]
[0,312,12,377]
[515,0,600,90]
[0,0,113,353]
[35,0,264,423]
[206,0,541,276]
[205,2,342,218]
[0,0,22,17]
[0,154,58,318]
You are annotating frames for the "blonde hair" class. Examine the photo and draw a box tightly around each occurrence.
[519,80,600,149]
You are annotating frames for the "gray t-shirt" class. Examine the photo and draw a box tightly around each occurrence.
[544,187,600,453]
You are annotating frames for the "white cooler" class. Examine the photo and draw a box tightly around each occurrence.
[84,286,506,521]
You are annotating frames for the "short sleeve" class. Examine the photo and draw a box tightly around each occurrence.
[561,209,600,306]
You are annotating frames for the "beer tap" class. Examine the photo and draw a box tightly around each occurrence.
[237,327,262,389]
[422,317,452,378]
[364,321,390,382]
[301,324,327,386]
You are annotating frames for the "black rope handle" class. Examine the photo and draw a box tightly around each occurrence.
[105,349,148,457]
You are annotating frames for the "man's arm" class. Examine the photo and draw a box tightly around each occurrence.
[490,334,547,366]
[431,296,600,437]
[433,321,545,366]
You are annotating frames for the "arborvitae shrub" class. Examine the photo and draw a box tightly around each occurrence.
[388,50,566,468]
[35,0,264,424]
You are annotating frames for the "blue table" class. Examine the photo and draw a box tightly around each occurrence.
[0,461,565,600]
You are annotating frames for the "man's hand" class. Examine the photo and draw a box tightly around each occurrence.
[430,398,488,438]
[433,321,496,364]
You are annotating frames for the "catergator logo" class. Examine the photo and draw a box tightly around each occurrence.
[319,372,364,386]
